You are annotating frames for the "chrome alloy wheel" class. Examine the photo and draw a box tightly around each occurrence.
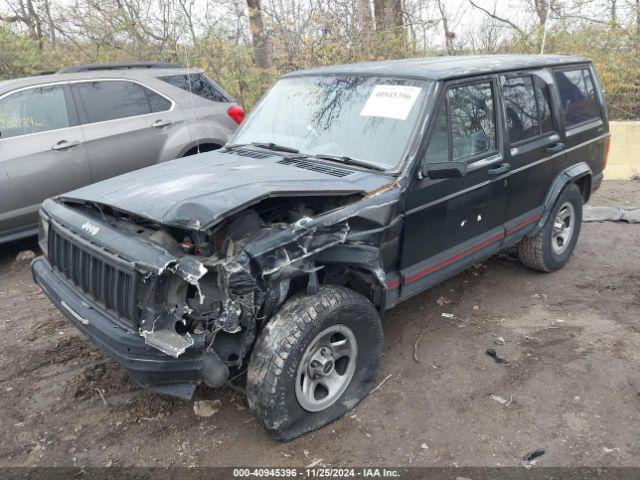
[551,201,575,255]
[295,324,358,412]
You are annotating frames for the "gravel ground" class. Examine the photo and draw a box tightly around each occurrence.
[0,180,639,468]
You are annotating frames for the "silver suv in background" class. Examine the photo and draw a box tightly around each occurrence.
[0,62,243,244]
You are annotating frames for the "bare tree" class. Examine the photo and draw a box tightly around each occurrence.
[373,0,403,32]
[43,0,55,42]
[532,0,549,26]
[468,0,527,36]
[247,0,269,68]
[177,0,198,46]
[1,0,45,48]
[356,0,374,30]
[436,0,454,53]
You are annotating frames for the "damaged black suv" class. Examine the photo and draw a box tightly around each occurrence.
[33,54,610,440]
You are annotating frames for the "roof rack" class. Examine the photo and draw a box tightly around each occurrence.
[57,62,181,74]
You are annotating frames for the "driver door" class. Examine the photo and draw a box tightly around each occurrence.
[399,77,509,298]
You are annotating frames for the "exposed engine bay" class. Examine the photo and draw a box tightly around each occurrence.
[57,189,394,385]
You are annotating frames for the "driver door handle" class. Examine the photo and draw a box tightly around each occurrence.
[488,162,510,176]
[152,119,173,129]
[51,140,80,151]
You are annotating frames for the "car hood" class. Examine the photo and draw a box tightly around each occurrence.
[58,149,392,231]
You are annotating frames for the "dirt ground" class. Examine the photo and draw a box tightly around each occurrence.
[0,180,639,468]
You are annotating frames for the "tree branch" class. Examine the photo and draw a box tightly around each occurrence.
[0,14,26,22]
[468,0,526,36]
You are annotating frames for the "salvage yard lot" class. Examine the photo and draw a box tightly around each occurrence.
[0,180,639,467]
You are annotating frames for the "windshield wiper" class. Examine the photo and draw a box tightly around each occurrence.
[251,142,299,153]
[311,154,386,171]
[228,143,385,170]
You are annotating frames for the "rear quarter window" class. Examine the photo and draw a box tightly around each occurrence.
[554,68,599,127]
[160,74,231,102]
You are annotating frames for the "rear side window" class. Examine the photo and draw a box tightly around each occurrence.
[0,85,70,139]
[424,81,496,163]
[554,68,599,127]
[502,75,554,144]
[160,74,231,102]
[74,81,171,123]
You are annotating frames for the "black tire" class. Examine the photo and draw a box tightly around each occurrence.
[246,286,382,441]
[518,183,583,272]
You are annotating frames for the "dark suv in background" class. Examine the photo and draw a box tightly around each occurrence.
[32,54,609,440]
[0,62,243,244]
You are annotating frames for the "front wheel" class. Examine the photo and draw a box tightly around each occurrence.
[246,286,382,441]
[518,183,583,272]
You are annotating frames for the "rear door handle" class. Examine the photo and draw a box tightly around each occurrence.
[51,140,80,151]
[546,142,566,154]
[152,119,173,129]
[488,162,510,176]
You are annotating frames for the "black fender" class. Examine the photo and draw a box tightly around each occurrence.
[313,243,388,307]
[529,162,592,237]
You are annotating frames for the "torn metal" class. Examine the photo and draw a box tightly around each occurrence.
[108,184,393,363]
[41,147,403,394]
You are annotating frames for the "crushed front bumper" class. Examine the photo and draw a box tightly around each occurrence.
[32,256,225,400]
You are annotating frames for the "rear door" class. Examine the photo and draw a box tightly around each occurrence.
[71,80,185,182]
[500,70,565,242]
[553,65,608,180]
[400,77,509,298]
[0,83,91,238]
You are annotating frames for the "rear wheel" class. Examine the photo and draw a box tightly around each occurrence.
[246,286,382,441]
[518,183,583,272]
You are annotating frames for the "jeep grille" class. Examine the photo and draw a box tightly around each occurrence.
[48,223,138,330]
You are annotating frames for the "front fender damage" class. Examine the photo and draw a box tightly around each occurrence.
[138,256,208,358]
[132,185,400,369]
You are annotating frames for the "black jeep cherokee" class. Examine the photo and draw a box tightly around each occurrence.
[32,54,610,440]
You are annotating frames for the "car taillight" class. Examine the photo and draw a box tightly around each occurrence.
[227,104,245,125]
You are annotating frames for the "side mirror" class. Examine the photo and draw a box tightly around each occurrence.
[422,161,467,180]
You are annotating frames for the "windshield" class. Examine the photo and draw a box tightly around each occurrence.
[231,75,431,169]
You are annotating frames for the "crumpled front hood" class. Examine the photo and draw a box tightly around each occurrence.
[58,149,391,230]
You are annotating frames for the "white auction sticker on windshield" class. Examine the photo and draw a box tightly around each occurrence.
[360,85,422,120]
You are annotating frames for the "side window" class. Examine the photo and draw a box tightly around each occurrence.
[448,82,496,160]
[502,75,555,144]
[554,68,599,127]
[75,81,170,123]
[424,81,496,164]
[503,76,538,143]
[160,74,231,102]
[0,85,70,139]
[148,89,172,113]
